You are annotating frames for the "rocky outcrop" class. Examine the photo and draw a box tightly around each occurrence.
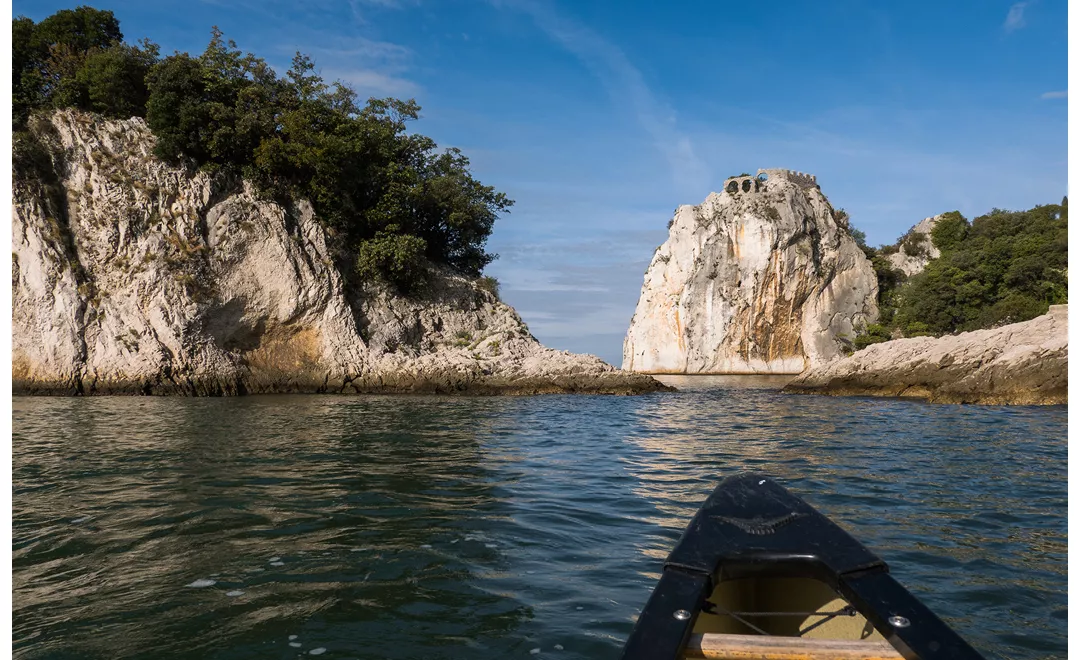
[886,214,941,276]
[12,110,668,395]
[623,170,878,374]
[783,306,1067,404]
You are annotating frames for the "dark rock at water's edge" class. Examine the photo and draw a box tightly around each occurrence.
[13,371,674,396]
[783,305,1067,405]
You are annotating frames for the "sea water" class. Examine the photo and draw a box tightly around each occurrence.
[12,378,1067,659]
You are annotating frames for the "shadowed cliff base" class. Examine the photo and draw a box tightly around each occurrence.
[13,368,673,397]
[783,306,1067,405]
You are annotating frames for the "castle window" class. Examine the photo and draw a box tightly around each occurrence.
[741,179,752,192]
[726,180,739,194]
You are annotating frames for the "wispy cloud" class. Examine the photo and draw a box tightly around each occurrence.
[344,0,417,24]
[280,35,420,98]
[1003,2,1030,32]
[350,0,412,7]
[494,0,711,198]
[323,68,419,97]
[305,37,412,62]
[1040,90,1067,99]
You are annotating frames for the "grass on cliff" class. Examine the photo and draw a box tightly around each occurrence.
[13,6,512,296]
[848,199,1067,351]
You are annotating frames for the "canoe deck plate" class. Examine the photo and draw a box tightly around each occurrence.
[711,512,801,535]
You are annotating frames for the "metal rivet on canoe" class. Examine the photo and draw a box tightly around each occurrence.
[673,609,691,621]
[889,615,911,628]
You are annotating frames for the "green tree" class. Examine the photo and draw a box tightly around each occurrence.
[11,6,128,123]
[12,16,46,123]
[355,233,430,293]
[930,211,968,251]
[894,203,1066,334]
[33,5,122,53]
[76,40,158,118]
[849,226,867,249]
[145,54,213,163]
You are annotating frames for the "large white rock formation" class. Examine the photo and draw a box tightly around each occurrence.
[623,170,878,374]
[12,110,666,395]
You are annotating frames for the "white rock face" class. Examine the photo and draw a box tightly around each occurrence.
[623,171,878,374]
[12,110,665,395]
[785,305,1067,405]
[886,214,942,276]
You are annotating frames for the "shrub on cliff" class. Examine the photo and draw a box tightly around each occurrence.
[853,323,891,351]
[477,276,501,300]
[355,234,431,294]
[929,211,967,251]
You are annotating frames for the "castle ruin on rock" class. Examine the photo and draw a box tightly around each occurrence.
[723,169,819,195]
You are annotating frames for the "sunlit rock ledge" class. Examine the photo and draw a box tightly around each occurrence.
[783,305,1067,405]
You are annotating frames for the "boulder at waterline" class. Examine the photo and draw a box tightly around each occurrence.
[783,305,1067,405]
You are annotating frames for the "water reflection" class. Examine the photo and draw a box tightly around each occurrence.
[619,385,1066,658]
[13,396,532,659]
[12,391,1067,660]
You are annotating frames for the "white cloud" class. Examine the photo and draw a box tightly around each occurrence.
[1040,90,1067,99]
[288,35,419,98]
[306,37,412,63]
[1003,2,1030,32]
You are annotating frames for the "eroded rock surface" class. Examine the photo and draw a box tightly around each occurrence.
[783,305,1068,405]
[623,170,878,374]
[886,214,942,277]
[12,110,667,395]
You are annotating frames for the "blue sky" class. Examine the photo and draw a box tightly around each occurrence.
[14,0,1068,364]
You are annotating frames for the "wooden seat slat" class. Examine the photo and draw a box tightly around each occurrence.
[684,633,905,660]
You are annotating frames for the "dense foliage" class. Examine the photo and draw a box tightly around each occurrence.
[12,6,157,123]
[848,201,1067,350]
[894,202,1067,334]
[13,7,512,294]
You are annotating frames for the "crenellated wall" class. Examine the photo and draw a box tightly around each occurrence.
[757,168,818,188]
[722,168,819,197]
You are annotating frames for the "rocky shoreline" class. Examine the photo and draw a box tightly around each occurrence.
[12,110,668,397]
[783,305,1067,405]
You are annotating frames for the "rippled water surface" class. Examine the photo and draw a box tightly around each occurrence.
[13,379,1067,659]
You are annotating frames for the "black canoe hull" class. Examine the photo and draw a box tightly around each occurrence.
[619,473,986,660]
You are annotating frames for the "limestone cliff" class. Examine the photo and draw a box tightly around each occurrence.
[886,214,941,277]
[784,305,1067,405]
[12,110,667,395]
[623,170,878,374]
